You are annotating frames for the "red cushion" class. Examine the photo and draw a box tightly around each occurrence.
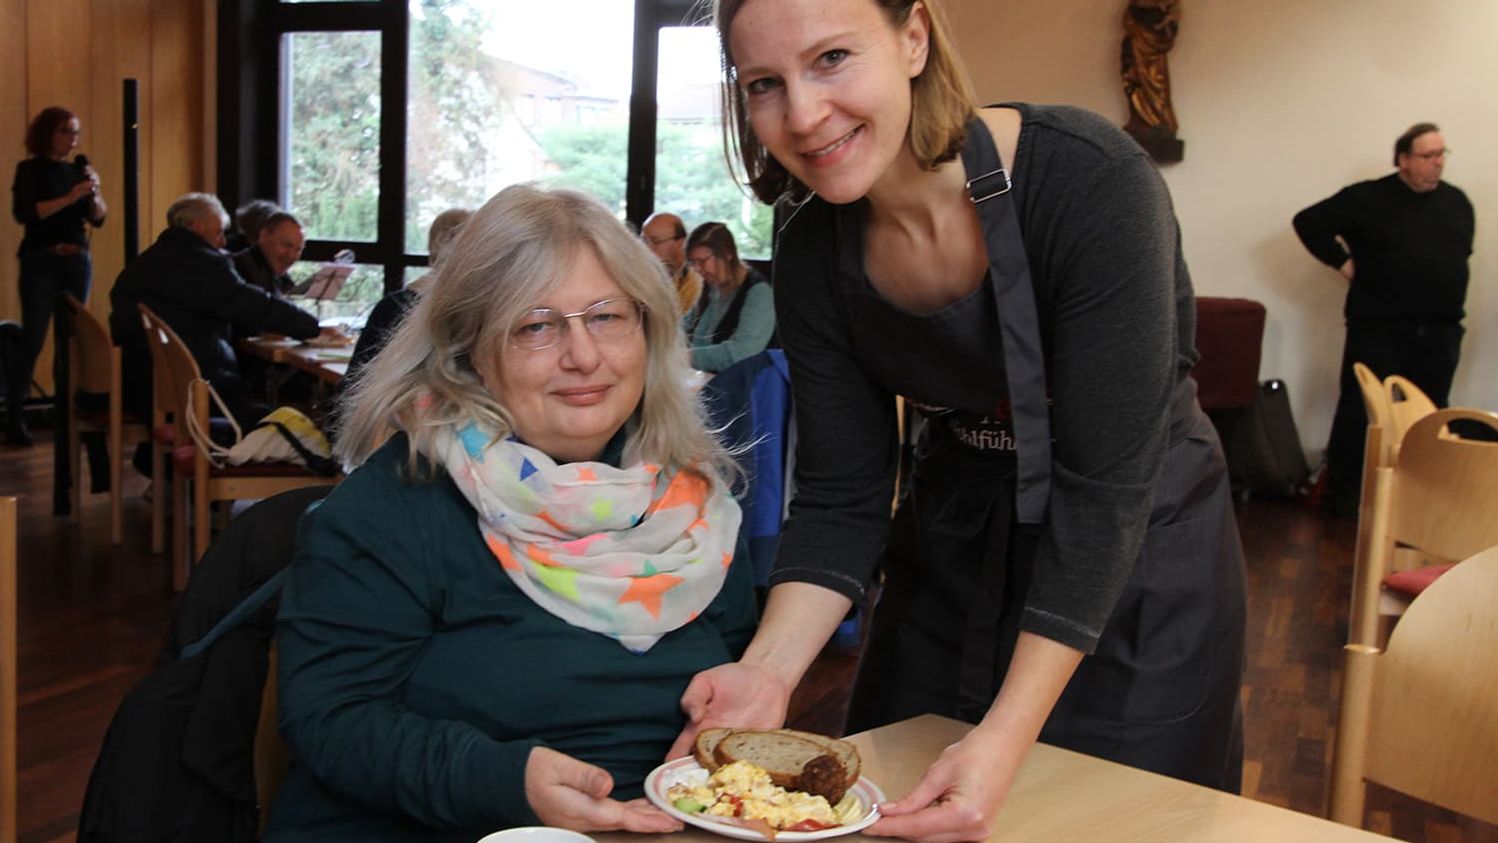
[1381,563,1457,598]
[170,444,328,477]
[154,423,177,445]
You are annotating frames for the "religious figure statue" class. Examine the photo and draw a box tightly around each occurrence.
[1120,0,1184,161]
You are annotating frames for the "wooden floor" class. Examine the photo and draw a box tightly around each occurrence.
[3,432,1495,843]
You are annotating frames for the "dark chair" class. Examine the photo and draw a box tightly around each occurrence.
[78,485,333,843]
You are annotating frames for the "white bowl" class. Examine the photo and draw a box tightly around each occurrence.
[475,828,596,843]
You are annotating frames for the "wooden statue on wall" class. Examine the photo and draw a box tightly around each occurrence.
[1121,0,1184,163]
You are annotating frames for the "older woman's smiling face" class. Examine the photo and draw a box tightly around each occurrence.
[481,245,647,462]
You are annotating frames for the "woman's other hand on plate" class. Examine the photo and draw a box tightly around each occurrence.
[864,729,1018,843]
[525,746,684,834]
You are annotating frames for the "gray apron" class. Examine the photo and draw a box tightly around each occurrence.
[844,118,1246,792]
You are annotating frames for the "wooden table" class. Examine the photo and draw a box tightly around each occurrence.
[601,715,1389,843]
[239,337,353,401]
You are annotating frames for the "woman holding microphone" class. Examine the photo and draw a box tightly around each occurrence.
[670,0,1247,840]
[8,106,106,445]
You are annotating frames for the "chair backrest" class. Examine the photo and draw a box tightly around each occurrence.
[1330,544,1498,827]
[138,305,203,446]
[1352,362,1388,429]
[1386,409,1498,560]
[1351,408,1498,645]
[1352,363,1390,466]
[1,496,17,843]
[1384,374,1437,445]
[63,294,116,395]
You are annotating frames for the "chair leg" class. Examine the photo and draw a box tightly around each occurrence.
[68,418,82,522]
[193,475,210,567]
[171,468,188,591]
[109,423,123,546]
[150,443,165,555]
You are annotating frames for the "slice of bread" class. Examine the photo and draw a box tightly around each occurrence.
[775,728,860,787]
[712,730,857,803]
[693,727,734,772]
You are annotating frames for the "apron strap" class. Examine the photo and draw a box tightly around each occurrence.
[960,117,1053,525]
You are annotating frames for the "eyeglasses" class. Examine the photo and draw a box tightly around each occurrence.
[508,298,645,351]
[687,253,716,271]
[1411,148,1450,161]
[643,233,684,248]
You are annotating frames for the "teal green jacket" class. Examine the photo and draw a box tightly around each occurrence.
[264,435,757,842]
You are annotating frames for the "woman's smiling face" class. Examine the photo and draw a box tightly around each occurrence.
[480,245,647,463]
[728,0,930,204]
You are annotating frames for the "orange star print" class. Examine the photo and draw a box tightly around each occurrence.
[618,572,684,619]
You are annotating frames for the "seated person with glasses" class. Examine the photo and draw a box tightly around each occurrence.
[265,184,756,842]
[641,211,702,316]
[233,210,306,299]
[684,222,775,374]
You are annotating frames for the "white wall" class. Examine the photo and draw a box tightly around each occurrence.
[947,0,1498,458]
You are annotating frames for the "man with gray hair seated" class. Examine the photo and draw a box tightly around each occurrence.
[109,192,339,431]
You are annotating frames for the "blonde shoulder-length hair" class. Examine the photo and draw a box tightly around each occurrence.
[714,0,977,205]
[336,183,734,481]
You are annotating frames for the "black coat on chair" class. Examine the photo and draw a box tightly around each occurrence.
[77,485,333,842]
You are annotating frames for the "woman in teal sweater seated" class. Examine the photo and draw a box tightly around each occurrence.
[264,185,757,842]
[684,222,776,373]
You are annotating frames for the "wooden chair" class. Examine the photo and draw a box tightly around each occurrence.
[1383,375,1439,458]
[1350,362,1389,573]
[1351,362,1390,468]
[138,306,340,589]
[1329,544,1498,828]
[62,295,150,544]
[1349,408,1498,647]
[1,497,17,843]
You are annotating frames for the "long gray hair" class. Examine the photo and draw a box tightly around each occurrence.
[336,183,734,480]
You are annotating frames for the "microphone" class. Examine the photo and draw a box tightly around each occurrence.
[74,153,90,172]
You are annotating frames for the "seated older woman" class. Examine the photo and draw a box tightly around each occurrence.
[264,185,756,842]
[684,222,775,373]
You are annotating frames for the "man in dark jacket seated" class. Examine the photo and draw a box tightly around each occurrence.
[110,192,339,430]
[233,210,306,299]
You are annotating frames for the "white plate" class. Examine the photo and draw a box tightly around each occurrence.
[474,829,594,843]
[644,757,884,841]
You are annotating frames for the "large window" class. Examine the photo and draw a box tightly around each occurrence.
[404,0,636,253]
[283,30,383,244]
[223,0,762,300]
[655,25,770,257]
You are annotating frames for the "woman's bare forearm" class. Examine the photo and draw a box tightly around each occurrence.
[740,581,853,690]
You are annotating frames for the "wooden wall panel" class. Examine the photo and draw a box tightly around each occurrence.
[0,0,27,325]
[24,0,92,116]
[6,0,207,398]
[148,0,204,247]
[201,0,217,195]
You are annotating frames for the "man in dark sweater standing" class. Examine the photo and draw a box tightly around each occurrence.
[1293,123,1475,517]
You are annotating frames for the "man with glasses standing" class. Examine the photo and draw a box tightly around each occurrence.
[1294,122,1475,518]
[641,212,702,316]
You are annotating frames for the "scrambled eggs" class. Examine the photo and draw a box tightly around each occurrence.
[667,761,860,831]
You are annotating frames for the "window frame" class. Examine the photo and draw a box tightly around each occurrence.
[219,0,720,294]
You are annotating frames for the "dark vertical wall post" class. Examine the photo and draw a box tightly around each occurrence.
[122,79,140,261]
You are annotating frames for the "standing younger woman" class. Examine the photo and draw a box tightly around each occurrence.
[8,106,107,444]
[671,1,1247,839]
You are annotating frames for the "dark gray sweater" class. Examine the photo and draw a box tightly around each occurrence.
[1292,174,1474,324]
[769,104,1197,653]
